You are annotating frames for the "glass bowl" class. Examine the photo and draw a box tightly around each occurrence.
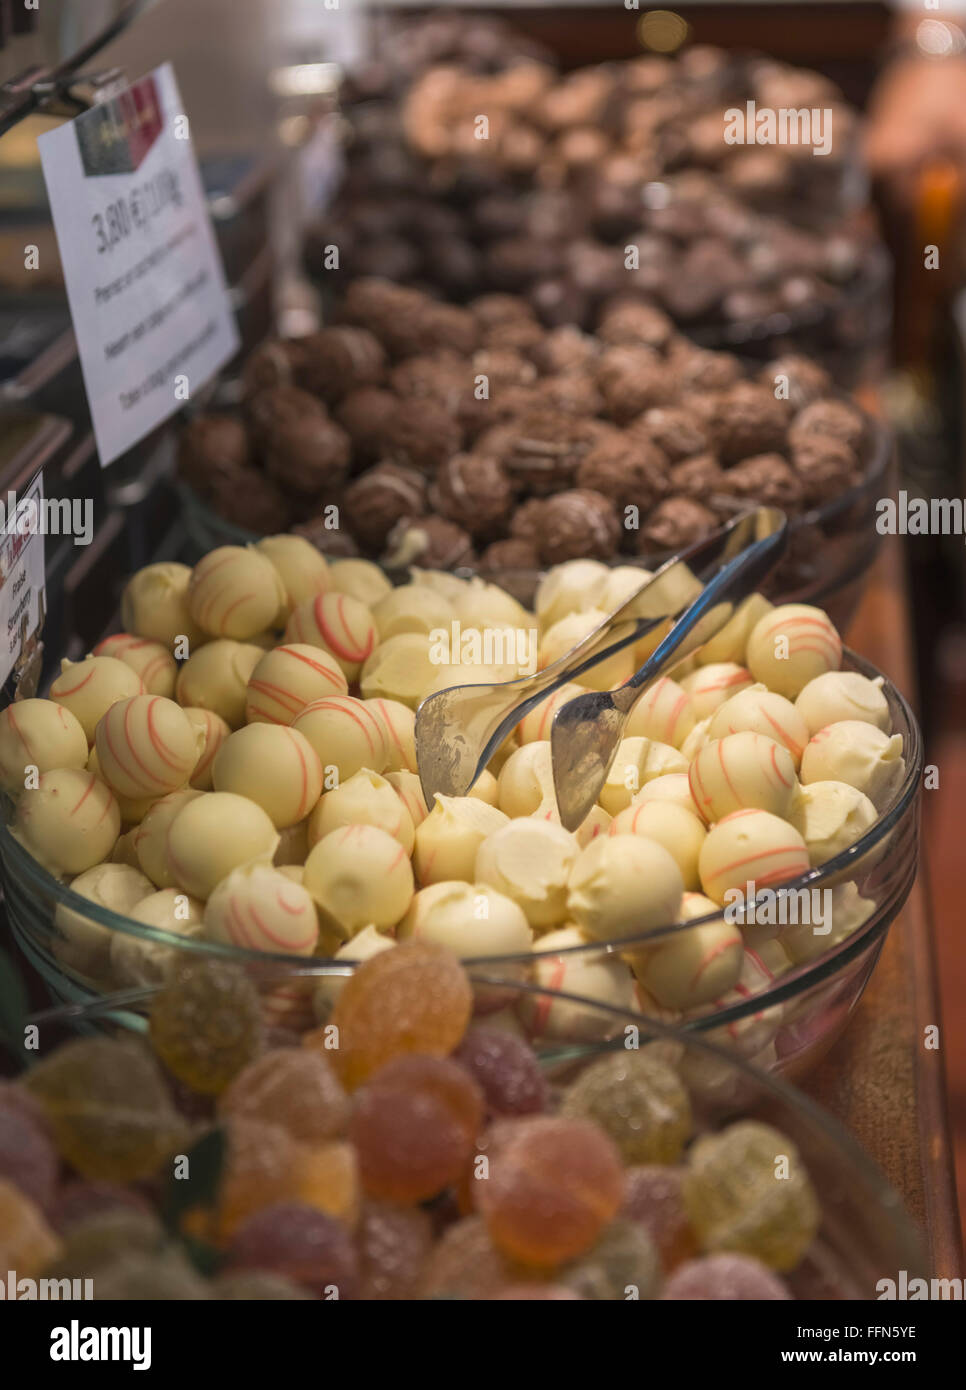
[26,975,926,1300]
[0,650,921,1087]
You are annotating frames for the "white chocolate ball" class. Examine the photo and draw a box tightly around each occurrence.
[14,769,120,876]
[284,592,377,681]
[188,545,286,640]
[468,769,499,807]
[679,890,722,921]
[629,917,744,1010]
[212,723,323,829]
[596,565,653,616]
[366,698,417,773]
[110,891,205,986]
[608,800,706,890]
[93,634,178,698]
[385,769,429,827]
[94,695,202,802]
[291,696,388,781]
[788,780,878,866]
[121,561,206,649]
[308,768,415,853]
[255,534,330,621]
[695,593,773,667]
[746,603,842,700]
[86,745,160,826]
[567,833,683,941]
[535,560,609,630]
[573,803,612,847]
[630,773,701,818]
[0,699,88,793]
[475,818,579,929]
[781,880,875,964]
[312,926,396,1017]
[399,880,533,958]
[133,789,204,888]
[698,809,809,905]
[274,819,309,866]
[175,640,264,729]
[414,795,509,884]
[304,824,414,935]
[539,609,634,690]
[625,677,695,749]
[360,633,437,708]
[111,828,141,869]
[50,656,144,744]
[182,708,231,790]
[166,792,279,899]
[204,862,319,955]
[522,926,636,1040]
[794,670,890,736]
[372,584,453,640]
[422,662,514,700]
[244,643,348,726]
[53,863,155,976]
[325,558,393,608]
[598,737,688,817]
[800,721,904,806]
[688,732,798,823]
[516,683,586,744]
[496,741,555,818]
[679,663,755,719]
[706,683,809,767]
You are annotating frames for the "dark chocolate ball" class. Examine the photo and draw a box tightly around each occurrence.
[576,433,670,513]
[296,327,387,404]
[788,398,867,455]
[633,407,710,463]
[707,383,790,464]
[429,453,515,537]
[382,515,476,571]
[636,497,719,555]
[490,412,607,495]
[596,346,670,424]
[379,398,463,474]
[178,415,253,494]
[719,453,805,512]
[342,463,428,551]
[537,489,621,565]
[264,414,353,498]
[480,537,540,572]
[790,436,862,506]
[247,385,328,446]
[336,387,399,467]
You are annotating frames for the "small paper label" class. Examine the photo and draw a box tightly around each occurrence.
[38,63,240,467]
[0,473,46,689]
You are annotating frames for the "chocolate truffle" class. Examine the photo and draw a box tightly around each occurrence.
[669,454,730,506]
[209,468,294,537]
[469,293,538,330]
[529,325,598,376]
[296,326,387,403]
[596,346,669,424]
[343,463,428,551]
[247,385,327,445]
[491,412,604,495]
[178,415,253,494]
[429,454,515,537]
[758,355,833,409]
[790,436,861,506]
[674,348,743,394]
[576,434,670,513]
[382,516,476,571]
[707,384,790,464]
[335,387,399,466]
[720,453,804,512]
[634,407,710,463]
[509,498,549,545]
[264,413,352,497]
[480,538,539,572]
[636,497,718,554]
[242,338,308,396]
[380,398,463,474]
[536,374,605,417]
[597,300,674,350]
[788,398,867,454]
[536,489,621,565]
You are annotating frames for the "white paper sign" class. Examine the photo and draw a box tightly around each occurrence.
[38,64,240,467]
[0,474,46,688]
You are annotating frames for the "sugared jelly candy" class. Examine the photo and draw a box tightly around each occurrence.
[218,1047,349,1143]
[214,1270,313,1300]
[492,1285,583,1300]
[356,1200,434,1300]
[0,1088,58,1210]
[212,1118,299,1241]
[52,1180,153,1234]
[662,1252,791,1300]
[558,1219,662,1300]
[683,1120,819,1271]
[149,958,263,1095]
[454,1027,548,1116]
[292,1141,360,1226]
[559,1050,692,1164]
[24,1038,186,1182]
[226,1201,359,1299]
[350,1054,482,1204]
[419,1214,527,1300]
[91,1248,209,1300]
[330,941,472,1089]
[45,1208,165,1280]
[0,1178,61,1277]
[476,1115,625,1269]
[621,1165,698,1270]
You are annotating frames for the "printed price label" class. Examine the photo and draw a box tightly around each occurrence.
[0,473,46,689]
[38,64,239,467]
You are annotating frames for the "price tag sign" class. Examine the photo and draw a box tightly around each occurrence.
[38,64,239,467]
[0,473,46,690]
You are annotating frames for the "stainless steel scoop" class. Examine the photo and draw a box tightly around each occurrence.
[415,508,787,811]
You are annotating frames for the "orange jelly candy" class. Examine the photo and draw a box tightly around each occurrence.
[218,1048,349,1144]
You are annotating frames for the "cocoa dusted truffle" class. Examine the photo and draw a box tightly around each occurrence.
[537,489,621,565]
[471,348,538,392]
[529,325,598,375]
[264,413,353,497]
[790,436,861,505]
[383,515,476,571]
[759,355,834,409]
[480,537,540,572]
[669,453,730,505]
[380,397,463,474]
[247,385,327,445]
[597,299,674,350]
[672,346,744,394]
[596,346,669,424]
[342,462,428,551]
[335,387,399,465]
[634,406,710,463]
[491,412,605,494]
[510,497,550,544]
[178,415,253,494]
[296,326,387,404]
[480,315,547,355]
[242,339,307,396]
[469,293,538,329]
[576,433,670,513]
[390,352,468,405]
[719,453,804,512]
[707,383,790,464]
[536,374,605,417]
[429,453,515,537]
[636,497,719,554]
[788,398,867,454]
[416,300,480,357]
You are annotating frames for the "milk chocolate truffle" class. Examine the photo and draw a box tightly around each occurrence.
[509,497,549,544]
[14,769,120,876]
[110,892,205,987]
[254,536,330,621]
[675,348,743,394]
[480,538,540,572]
[166,792,280,900]
[537,489,621,566]
[175,640,265,729]
[212,724,324,829]
[722,454,804,513]
[242,337,307,395]
[679,664,756,720]
[429,454,515,537]
[177,415,253,492]
[635,407,710,463]
[95,696,203,803]
[0,699,89,793]
[599,737,688,816]
[707,684,809,767]
[335,386,399,464]
[624,677,695,749]
[399,880,533,959]
[576,434,670,515]
[630,916,744,1010]
[491,412,603,495]
[53,862,154,975]
[596,346,669,423]
[637,497,718,554]
[790,435,861,506]
[529,325,597,375]
[608,799,706,889]
[296,326,387,403]
[567,833,683,941]
[204,863,319,955]
[342,464,428,552]
[794,671,890,737]
[50,657,145,746]
[597,300,674,350]
[309,768,415,853]
[698,809,810,905]
[247,383,327,443]
[789,780,878,865]
[382,516,475,572]
[522,926,637,1039]
[245,643,348,726]
[304,824,415,935]
[800,721,904,805]
[292,696,389,780]
[745,604,842,700]
[758,355,832,409]
[367,698,418,772]
[264,412,352,497]
[708,383,789,464]
[414,795,510,884]
[788,398,866,454]
[689,733,798,823]
[325,558,393,609]
[284,592,377,682]
[380,398,462,475]
[475,818,579,929]
[188,547,287,641]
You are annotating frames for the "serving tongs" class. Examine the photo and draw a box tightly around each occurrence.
[415,507,788,827]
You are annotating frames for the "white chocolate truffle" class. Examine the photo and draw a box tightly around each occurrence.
[0,699,88,793]
[475,818,579,929]
[182,707,231,790]
[522,926,636,1040]
[255,534,330,621]
[496,741,555,818]
[373,584,453,640]
[204,863,319,955]
[14,769,120,876]
[175,640,264,729]
[93,634,178,698]
[110,891,205,986]
[111,828,141,869]
[625,677,695,749]
[781,880,875,964]
[284,592,377,681]
[695,593,773,667]
[516,683,586,744]
[304,824,414,935]
[312,926,396,1017]
[50,656,144,744]
[679,890,722,922]
[573,803,612,848]
[539,609,634,690]
[629,917,744,1010]
[679,716,712,761]
[410,568,471,605]
[794,670,891,736]
[53,863,155,976]
[698,809,809,905]
[688,732,798,823]
[399,881,533,958]
[800,721,904,806]
[535,560,609,630]
[453,581,532,634]
[134,789,204,888]
[595,565,653,617]
[630,773,701,818]
[166,792,280,900]
[212,723,323,829]
[567,833,683,941]
[291,696,388,780]
[788,780,878,866]
[274,819,309,866]
[94,695,202,802]
[385,769,429,827]
[422,662,515,701]
[259,977,317,1033]
[188,545,286,640]
[244,643,348,726]
[707,683,809,767]
[487,730,520,775]
[707,943,789,1058]
[366,698,417,773]
[86,746,159,826]
[598,737,688,817]
[746,603,842,700]
[308,768,415,853]
[679,663,755,719]
[325,558,393,608]
[121,561,206,649]
[414,795,509,884]
[359,633,437,708]
[468,769,499,807]
[608,800,706,890]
